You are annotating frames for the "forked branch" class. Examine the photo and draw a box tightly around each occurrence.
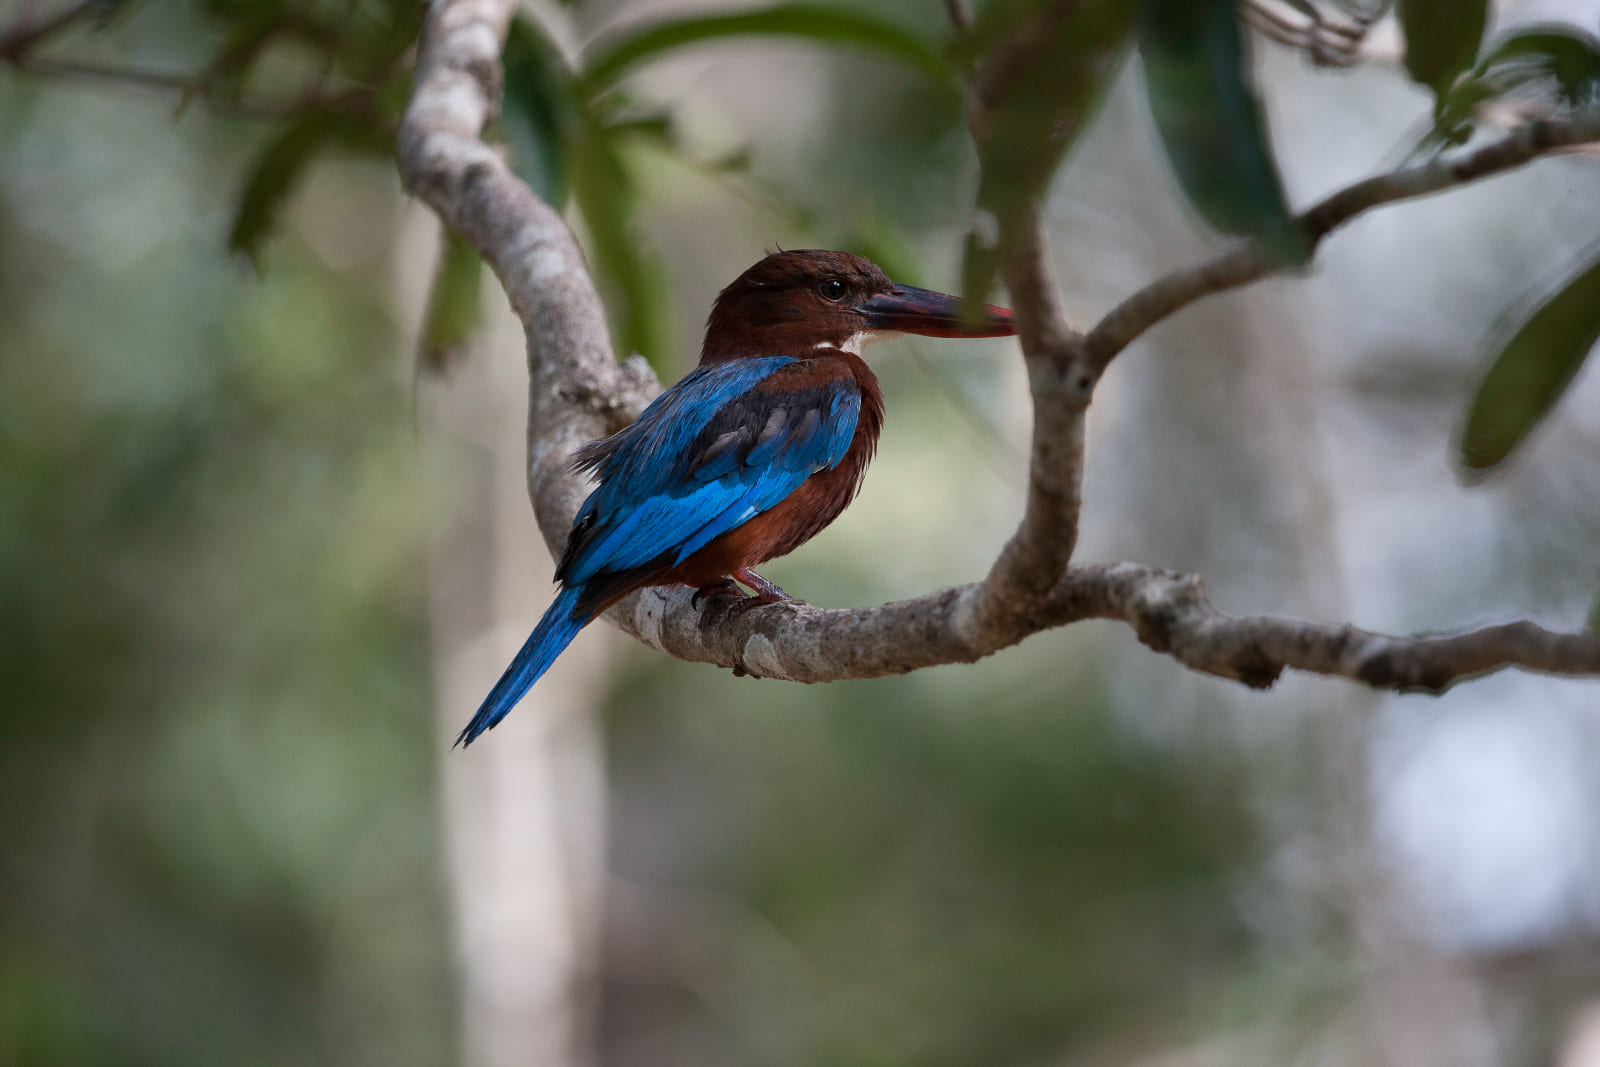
[396,0,1600,696]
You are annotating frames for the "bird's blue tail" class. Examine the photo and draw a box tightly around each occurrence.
[456,585,590,748]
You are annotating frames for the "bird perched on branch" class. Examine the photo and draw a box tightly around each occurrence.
[458,249,1016,747]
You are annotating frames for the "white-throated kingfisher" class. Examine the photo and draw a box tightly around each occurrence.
[457,249,1015,746]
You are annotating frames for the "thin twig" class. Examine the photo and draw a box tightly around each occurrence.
[6,54,377,119]
[1084,117,1600,373]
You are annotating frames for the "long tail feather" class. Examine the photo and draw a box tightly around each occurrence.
[456,585,589,748]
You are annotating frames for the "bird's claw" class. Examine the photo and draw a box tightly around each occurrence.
[691,572,801,616]
[692,579,745,609]
[733,568,792,606]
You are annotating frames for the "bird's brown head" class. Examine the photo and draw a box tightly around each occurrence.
[699,249,1016,364]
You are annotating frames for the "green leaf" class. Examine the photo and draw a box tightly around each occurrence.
[179,13,283,115]
[1587,580,1600,634]
[568,123,673,369]
[960,230,1000,321]
[966,0,1135,301]
[417,230,483,374]
[228,110,390,267]
[1139,0,1306,263]
[577,3,950,98]
[1421,26,1600,151]
[1399,0,1487,95]
[1479,27,1600,106]
[228,112,336,268]
[1458,248,1600,473]
[501,15,575,205]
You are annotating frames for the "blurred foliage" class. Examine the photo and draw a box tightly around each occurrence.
[574,2,950,96]
[600,655,1293,1065]
[1458,246,1600,474]
[960,0,1134,302]
[1397,0,1486,97]
[418,229,484,373]
[229,109,392,267]
[1,4,451,1061]
[500,16,575,207]
[1422,23,1600,152]
[1139,0,1305,263]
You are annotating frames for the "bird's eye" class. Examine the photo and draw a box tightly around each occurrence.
[819,279,848,302]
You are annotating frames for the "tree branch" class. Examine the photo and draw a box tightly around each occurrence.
[0,0,96,59]
[606,561,1600,693]
[942,0,971,36]
[4,50,379,120]
[973,205,1090,638]
[1084,117,1600,373]
[398,0,1600,700]
[396,0,658,557]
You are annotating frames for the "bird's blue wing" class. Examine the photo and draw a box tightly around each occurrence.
[558,357,862,587]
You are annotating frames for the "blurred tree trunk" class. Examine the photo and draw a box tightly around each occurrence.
[402,212,611,1067]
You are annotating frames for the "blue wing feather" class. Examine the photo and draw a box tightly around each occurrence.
[561,356,861,586]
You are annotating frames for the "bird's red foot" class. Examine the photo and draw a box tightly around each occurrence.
[733,568,793,606]
[692,578,745,609]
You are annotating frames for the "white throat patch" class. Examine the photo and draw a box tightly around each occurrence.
[817,330,901,356]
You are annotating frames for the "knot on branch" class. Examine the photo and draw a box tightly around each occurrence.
[1126,571,1203,652]
[1355,646,1454,693]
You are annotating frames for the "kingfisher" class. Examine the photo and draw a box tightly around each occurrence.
[457,249,1016,746]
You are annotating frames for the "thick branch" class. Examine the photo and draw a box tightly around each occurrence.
[397,0,657,558]
[973,206,1090,637]
[960,15,1096,640]
[611,561,1600,693]
[399,0,1600,700]
[1084,117,1600,372]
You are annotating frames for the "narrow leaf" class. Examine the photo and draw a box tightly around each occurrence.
[578,4,950,97]
[418,230,483,374]
[1481,27,1600,106]
[569,123,673,369]
[1459,248,1600,473]
[227,109,390,266]
[1421,26,1600,151]
[1140,0,1306,263]
[1399,0,1487,95]
[179,13,282,115]
[228,112,335,267]
[966,0,1135,302]
[502,15,574,205]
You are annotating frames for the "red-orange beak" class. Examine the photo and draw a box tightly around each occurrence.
[859,284,1016,338]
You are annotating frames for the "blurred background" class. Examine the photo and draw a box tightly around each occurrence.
[3,0,1600,1064]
